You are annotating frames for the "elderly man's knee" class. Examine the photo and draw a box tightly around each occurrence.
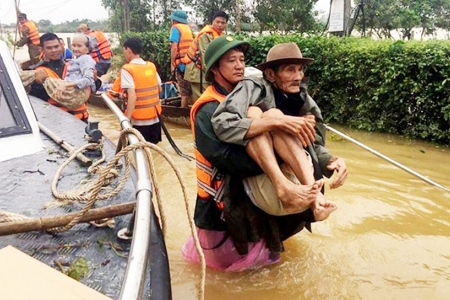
[247,106,264,119]
[263,108,283,118]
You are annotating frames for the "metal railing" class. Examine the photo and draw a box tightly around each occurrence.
[101,93,153,300]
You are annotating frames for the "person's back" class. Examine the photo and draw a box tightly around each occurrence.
[88,30,112,61]
[169,10,194,107]
[111,37,162,144]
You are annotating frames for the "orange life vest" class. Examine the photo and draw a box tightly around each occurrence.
[172,24,194,67]
[190,85,226,207]
[114,62,162,120]
[36,64,89,121]
[109,76,123,96]
[181,25,222,66]
[88,31,112,62]
[21,21,40,46]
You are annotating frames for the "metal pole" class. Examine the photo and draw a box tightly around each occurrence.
[325,124,450,193]
[101,93,153,300]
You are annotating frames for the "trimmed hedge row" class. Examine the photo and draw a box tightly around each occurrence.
[118,32,450,145]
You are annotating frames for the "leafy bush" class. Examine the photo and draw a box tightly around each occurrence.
[116,31,450,145]
[114,30,172,82]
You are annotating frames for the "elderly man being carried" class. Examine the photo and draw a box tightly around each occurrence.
[212,43,347,220]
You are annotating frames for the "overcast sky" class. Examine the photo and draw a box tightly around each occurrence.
[0,0,331,25]
[0,0,109,25]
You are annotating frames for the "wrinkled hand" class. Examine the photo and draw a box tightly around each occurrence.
[304,114,316,127]
[327,157,348,189]
[279,115,315,147]
[34,69,48,84]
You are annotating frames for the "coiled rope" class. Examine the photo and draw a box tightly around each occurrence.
[0,127,206,300]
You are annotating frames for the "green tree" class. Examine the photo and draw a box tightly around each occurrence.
[183,0,234,26]
[355,0,450,39]
[102,0,153,32]
[252,0,319,34]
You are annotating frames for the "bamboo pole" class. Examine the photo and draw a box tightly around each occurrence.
[0,201,135,236]
[325,124,450,193]
[13,0,20,59]
[37,122,92,166]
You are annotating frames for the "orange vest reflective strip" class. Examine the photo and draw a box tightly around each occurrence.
[21,21,40,46]
[121,62,162,120]
[190,86,226,203]
[172,24,193,67]
[89,31,112,62]
[37,64,89,120]
[180,25,221,65]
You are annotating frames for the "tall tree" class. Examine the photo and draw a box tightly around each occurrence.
[355,0,450,39]
[184,0,234,26]
[252,0,319,34]
[102,0,152,32]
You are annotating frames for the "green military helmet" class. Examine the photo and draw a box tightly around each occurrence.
[204,36,250,82]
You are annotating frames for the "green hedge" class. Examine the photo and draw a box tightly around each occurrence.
[116,31,450,145]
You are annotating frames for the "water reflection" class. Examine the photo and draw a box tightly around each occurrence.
[89,105,450,300]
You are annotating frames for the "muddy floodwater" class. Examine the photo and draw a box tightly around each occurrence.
[89,105,450,300]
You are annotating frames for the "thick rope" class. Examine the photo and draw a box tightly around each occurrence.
[119,127,206,300]
[0,211,32,223]
[1,127,206,300]
[47,140,131,233]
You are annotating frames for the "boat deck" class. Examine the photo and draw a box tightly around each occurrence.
[0,97,170,299]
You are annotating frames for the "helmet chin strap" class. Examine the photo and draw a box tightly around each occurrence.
[217,69,236,90]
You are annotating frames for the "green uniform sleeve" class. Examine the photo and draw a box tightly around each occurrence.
[198,33,213,71]
[16,27,30,47]
[211,77,276,146]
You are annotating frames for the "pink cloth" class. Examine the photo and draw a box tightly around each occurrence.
[181,228,280,272]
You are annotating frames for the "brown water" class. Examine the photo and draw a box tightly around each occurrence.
[89,105,450,300]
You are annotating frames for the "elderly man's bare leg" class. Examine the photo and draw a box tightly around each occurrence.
[245,133,321,211]
[246,106,337,220]
[245,109,322,212]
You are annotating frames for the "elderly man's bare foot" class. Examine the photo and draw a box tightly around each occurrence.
[278,179,324,213]
[313,193,337,221]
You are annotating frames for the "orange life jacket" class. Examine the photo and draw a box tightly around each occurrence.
[36,64,89,121]
[109,76,123,96]
[190,85,226,207]
[181,25,222,67]
[88,31,112,62]
[21,21,40,46]
[114,62,162,120]
[172,24,194,67]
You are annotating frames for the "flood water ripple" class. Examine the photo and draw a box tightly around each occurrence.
[89,105,450,300]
